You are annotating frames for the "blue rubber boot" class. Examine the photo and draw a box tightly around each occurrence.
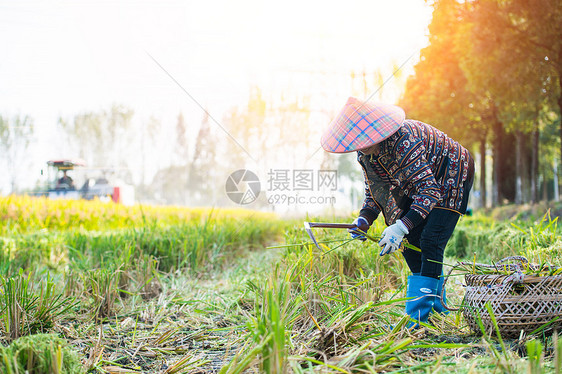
[433,275,449,315]
[413,272,449,315]
[405,275,439,329]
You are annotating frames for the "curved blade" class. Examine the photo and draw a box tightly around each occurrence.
[304,221,322,251]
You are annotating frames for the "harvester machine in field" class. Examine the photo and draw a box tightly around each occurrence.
[39,159,135,205]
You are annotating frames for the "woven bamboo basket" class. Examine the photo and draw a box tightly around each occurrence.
[445,256,562,338]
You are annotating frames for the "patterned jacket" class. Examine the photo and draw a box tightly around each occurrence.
[358,120,473,226]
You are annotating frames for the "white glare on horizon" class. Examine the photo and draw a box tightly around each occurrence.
[0,0,432,194]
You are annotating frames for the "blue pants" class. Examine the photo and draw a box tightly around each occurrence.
[401,208,460,278]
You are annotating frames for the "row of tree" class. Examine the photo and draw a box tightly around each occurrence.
[58,105,221,205]
[400,0,562,207]
[1,90,319,207]
[0,104,217,204]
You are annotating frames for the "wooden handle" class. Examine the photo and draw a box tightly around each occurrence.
[306,222,357,229]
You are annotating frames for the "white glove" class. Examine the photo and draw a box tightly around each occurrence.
[379,220,409,256]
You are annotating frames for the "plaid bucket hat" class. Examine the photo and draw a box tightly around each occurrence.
[321,97,405,153]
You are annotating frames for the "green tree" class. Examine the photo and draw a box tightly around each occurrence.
[402,0,562,206]
[174,113,190,204]
[136,116,162,201]
[59,111,104,165]
[460,0,558,204]
[106,105,134,179]
[175,112,189,165]
[60,104,134,181]
[400,0,489,207]
[188,112,217,204]
[0,114,34,193]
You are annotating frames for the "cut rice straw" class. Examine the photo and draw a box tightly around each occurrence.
[266,239,350,249]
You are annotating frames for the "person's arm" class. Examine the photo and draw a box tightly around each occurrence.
[349,171,381,240]
[360,181,380,224]
[358,165,381,225]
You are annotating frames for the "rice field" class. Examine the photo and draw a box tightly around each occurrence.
[1,195,562,373]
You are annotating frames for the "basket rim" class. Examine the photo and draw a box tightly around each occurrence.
[465,273,562,285]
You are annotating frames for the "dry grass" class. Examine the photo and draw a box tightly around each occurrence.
[1,198,561,372]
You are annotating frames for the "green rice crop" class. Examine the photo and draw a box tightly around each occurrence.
[0,334,83,374]
[2,196,562,372]
[0,196,283,276]
[446,211,562,266]
[0,195,278,235]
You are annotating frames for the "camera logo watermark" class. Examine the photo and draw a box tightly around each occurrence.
[267,169,337,191]
[225,169,261,204]
[226,169,338,206]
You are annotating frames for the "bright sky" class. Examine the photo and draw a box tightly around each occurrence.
[0,0,432,192]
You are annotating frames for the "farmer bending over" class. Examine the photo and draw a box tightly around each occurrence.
[321,97,474,328]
